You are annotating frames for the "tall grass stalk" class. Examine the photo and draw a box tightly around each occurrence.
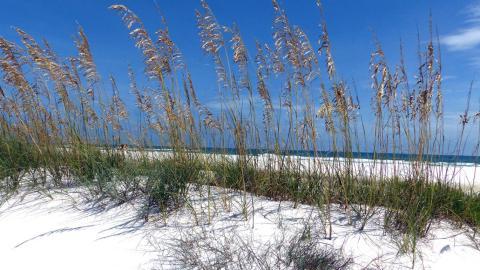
[0,0,479,259]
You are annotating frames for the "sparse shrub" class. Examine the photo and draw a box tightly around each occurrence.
[286,227,352,270]
[160,226,352,270]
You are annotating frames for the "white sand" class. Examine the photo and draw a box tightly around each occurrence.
[1,185,479,269]
[0,190,156,270]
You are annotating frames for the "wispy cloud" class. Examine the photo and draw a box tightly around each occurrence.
[466,3,480,23]
[442,28,480,50]
[442,2,480,51]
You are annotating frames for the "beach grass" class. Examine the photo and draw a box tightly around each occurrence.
[0,0,479,262]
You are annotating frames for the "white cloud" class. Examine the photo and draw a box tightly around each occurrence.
[442,2,480,51]
[442,27,480,50]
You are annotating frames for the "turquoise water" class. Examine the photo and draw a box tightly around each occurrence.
[142,146,480,164]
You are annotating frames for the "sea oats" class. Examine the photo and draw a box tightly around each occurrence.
[110,5,163,80]
[318,23,335,80]
[195,0,227,88]
[75,26,99,85]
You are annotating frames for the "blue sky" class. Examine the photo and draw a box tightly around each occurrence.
[1,0,480,148]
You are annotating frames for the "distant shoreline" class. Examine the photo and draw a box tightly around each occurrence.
[101,145,480,165]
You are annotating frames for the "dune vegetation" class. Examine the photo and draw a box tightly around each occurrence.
[1,0,480,267]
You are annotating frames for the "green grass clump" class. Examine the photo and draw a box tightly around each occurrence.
[144,157,201,211]
[65,145,123,195]
[0,137,39,192]
[63,148,204,211]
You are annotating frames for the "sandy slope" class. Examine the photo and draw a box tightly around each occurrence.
[0,190,156,270]
[1,185,479,270]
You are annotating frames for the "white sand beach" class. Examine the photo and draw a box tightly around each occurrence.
[1,177,479,269]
